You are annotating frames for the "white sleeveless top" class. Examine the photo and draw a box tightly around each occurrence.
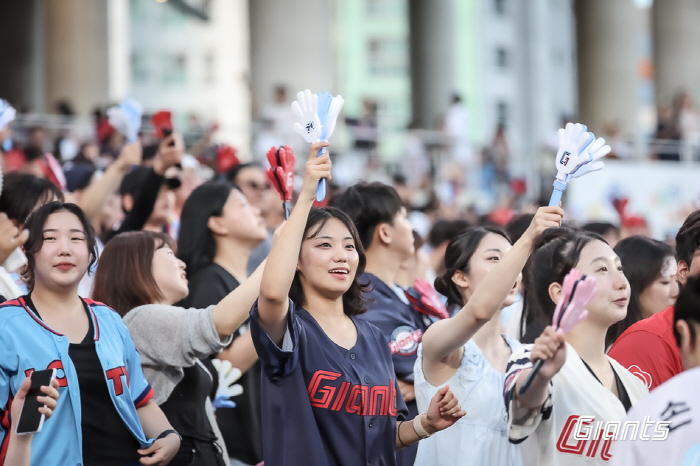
[414,337,524,466]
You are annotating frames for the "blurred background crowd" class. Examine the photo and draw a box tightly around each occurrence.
[1,0,699,244]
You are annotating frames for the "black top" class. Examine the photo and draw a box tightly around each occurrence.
[180,263,263,464]
[580,357,632,412]
[24,294,141,465]
[159,362,217,442]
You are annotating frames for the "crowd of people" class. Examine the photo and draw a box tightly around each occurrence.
[0,98,698,466]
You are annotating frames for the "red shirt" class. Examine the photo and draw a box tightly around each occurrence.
[608,305,683,390]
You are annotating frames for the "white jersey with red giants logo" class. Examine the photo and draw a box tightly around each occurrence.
[610,366,700,466]
[504,343,648,466]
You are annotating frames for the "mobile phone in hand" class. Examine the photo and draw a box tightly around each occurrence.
[15,369,56,435]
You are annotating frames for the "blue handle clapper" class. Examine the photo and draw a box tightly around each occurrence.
[315,92,334,202]
[549,179,567,207]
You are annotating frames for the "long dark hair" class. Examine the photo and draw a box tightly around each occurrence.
[607,236,676,346]
[177,182,235,276]
[291,207,369,316]
[93,231,176,316]
[434,226,511,308]
[22,202,97,291]
[520,227,605,342]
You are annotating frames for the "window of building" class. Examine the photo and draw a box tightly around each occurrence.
[204,52,215,84]
[162,53,188,86]
[367,38,409,76]
[496,47,508,68]
[494,0,507,15]
[131,53,149,83]
[366,0,403,17]
[497,101,509,126]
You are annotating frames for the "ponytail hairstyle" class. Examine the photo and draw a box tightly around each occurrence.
[434,226,511,308]
[290,207,370,316]
[520,227,605,342]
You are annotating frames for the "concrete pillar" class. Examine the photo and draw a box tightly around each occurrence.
[408,0,456,129]
[248,0,336,116]
[652,0,700,108]
[45,0,111,115]
[0,0,45,112]
[574,0,641,136]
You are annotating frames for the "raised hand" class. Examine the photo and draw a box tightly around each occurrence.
[530,326,567,380]
[153,133,184,175]
[299,142,331,203]
[114,142,143,173]
[522,206,564,242]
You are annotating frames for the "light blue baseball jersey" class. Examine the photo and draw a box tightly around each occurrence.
[0,297,155,465]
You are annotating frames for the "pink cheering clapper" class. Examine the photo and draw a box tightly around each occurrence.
[266,145,296,219]
[405,278,450,320]
[519,269,596,395]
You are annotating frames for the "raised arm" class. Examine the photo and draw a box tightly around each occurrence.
[77,142,142,222]
[210,258,267,338]
[421,206,563,364]
[257,141,331,345]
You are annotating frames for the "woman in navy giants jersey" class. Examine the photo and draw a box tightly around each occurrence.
[250,142,466,466]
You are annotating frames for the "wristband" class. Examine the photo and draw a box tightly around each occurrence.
[413,413,432,439]
[156,429,181,441]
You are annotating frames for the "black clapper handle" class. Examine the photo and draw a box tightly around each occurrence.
[518,278,583,396]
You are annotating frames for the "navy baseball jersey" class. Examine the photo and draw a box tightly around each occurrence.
[250,298,408,466]
[0,297,155,465]
[358,273,431,382]
[357,273,431,465]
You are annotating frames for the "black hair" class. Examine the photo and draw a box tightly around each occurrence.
[607,236,676,346]
[226,162,261,184]
[329,182,404,250]
[676,209,700,269]
[23,146,44,162]
[290,207,369,316]
[0,173,65,225]
[520,227,605,342]
[505,214,534,244]
[434,226,511,308]
[582,222,620,239]
[428,219,472,248]
[674,274,700,348]
[177,181,236,276]
[22,202,98,291]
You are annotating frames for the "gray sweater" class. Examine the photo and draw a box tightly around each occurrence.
[123,303,233,464]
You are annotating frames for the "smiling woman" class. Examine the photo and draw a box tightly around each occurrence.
[504,228,649,466]
[251,142,466,466]
[0,202,180,466]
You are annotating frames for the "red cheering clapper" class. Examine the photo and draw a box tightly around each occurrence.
[216,144,239,175]
[405,278,450,320]
[519,269,595,395]
[266,145,296,219]
[151,110,173,139]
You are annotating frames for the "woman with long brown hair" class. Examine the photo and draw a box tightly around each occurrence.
[93,220,265,465]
